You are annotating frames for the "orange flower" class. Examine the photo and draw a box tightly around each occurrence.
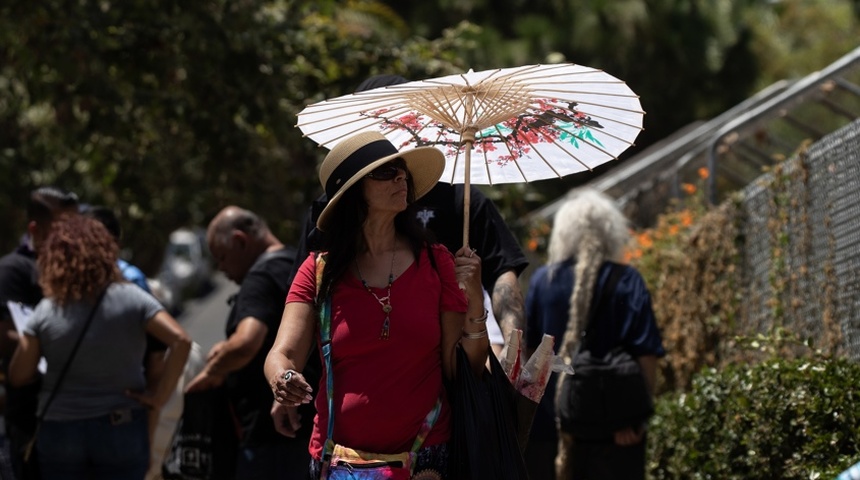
[669,224,680,236]
[527,238,539,251]
[682,183,697,195]
[697,167,709,180]
[680,210,693,227]
[636,232,653,248]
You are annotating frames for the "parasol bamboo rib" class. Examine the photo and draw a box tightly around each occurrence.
[478,130,494,185]
[296,96,410,114]
[496,122,572,179]
[561,130,620,165]
[488,124,535,182]
[550,121,630,160]
[517,134,565,178]
[537,103,645,130]
[297,101,414,130]
[541,111,642,147]
[411,89,459,128]
[541,96,643,112]
[534,128,594,173]
[301,113,407,148]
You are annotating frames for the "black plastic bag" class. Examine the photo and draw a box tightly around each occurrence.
[162,389,238,480]
[448,346,530,480]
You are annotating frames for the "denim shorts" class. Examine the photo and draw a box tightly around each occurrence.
[37,408,149,480]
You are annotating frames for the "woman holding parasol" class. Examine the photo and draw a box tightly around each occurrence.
[264,131,489,479]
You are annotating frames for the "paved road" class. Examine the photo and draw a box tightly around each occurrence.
[176,273,237,353]
[147,273,238,477]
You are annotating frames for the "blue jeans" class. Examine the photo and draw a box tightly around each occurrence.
[36,408,149,480]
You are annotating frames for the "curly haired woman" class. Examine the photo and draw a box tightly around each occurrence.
[9,214,191,480]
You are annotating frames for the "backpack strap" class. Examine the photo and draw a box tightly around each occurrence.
[580,262,625,350]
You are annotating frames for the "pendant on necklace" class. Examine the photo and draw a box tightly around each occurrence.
[356,250,396,340]
[380,312,391,340]
[380,302,392,339]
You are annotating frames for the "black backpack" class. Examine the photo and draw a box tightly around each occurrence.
[556,263,654,439]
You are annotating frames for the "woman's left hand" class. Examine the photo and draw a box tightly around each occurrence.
[454,246,483,307]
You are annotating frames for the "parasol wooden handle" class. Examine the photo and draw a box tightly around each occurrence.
[461,132,475,249]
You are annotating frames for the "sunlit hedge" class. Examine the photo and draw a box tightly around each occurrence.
[647,357,860,479]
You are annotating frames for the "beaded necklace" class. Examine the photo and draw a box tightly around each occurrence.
[355,248,396,340]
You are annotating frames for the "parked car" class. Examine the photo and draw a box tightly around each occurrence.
[147,277,178,315]
[157,228,214,311]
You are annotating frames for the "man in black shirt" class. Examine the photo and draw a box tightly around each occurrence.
[186,206,318,479]
[290,75,529,354]
[0,186,79,480]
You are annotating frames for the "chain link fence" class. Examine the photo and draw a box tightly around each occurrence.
[739,119,860,360]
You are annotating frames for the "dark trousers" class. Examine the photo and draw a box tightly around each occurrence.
[567,435,646,480]
[5,380,41,480]
[525,437,557,480]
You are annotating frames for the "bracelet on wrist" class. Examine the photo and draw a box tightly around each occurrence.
[461,329,488,340]
[468,309,488,324]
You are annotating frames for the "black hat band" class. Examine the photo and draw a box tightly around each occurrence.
[325,139,398,199]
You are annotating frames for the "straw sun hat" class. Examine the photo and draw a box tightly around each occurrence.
[316,131,445,231]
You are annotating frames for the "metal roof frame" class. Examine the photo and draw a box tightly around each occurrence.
[528,45,860,228]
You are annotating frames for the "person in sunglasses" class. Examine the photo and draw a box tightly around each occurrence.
[288,75,529,358]
[265,131,490,479]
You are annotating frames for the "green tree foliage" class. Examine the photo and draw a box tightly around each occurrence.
[2,0,857,272]
[0,0,470,272]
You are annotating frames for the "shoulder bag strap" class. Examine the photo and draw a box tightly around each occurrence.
[410,399,442,453]
[580,262,625,351]
[35,287,108,422]
[314,253,337,459]
[24,285,109,463]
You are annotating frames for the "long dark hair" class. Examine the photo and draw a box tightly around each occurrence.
[316,175,433,305]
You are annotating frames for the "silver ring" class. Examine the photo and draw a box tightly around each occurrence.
[469,248,476,258]
[283,370,293,382]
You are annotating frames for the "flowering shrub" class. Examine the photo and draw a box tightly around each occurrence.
[626,167,743,391]
[524,218,551,254]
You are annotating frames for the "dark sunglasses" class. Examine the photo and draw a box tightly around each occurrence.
[366,159,409,181]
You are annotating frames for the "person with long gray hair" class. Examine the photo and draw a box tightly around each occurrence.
[524,188,665,480]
